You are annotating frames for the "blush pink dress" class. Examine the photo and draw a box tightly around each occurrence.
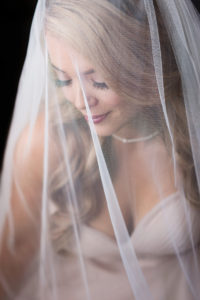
[16,192,200,300]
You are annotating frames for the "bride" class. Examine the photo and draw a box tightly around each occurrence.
[0,0,200,299]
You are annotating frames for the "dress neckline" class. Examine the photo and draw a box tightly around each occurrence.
[71,191,200,259]
[82,191,180,245]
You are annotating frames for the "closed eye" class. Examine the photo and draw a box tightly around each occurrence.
[55,79,72,87]
[55,78,108,90]
[92,80,108,90]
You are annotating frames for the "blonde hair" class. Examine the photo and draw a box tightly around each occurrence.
[45,0,199,253]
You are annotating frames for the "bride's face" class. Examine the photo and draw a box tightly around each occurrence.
[47,34,137,137]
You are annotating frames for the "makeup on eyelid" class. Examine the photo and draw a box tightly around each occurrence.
[52,64,109,90]
[55,77,108,89]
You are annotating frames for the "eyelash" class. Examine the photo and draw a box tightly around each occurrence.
[92,80,108,90]
[55,79,108,90]
[55,79,72,87]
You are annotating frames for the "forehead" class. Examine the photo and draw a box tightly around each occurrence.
[46,33,94,74]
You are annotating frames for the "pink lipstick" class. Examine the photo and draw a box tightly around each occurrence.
[84,112,109,124]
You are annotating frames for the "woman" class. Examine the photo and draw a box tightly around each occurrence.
[0,0,200,299]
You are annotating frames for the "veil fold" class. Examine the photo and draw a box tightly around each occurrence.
[1,1,200,299]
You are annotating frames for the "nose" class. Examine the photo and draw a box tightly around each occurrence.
[73,83,98,111]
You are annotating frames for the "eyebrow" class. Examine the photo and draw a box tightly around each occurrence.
[51,64,95,76]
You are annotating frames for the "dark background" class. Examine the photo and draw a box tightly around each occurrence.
[1,0,200,170]
[1,1,37,170]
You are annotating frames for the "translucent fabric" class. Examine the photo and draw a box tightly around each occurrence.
[0,0,200,299]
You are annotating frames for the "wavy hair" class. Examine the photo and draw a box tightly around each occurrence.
[45,0,200,253]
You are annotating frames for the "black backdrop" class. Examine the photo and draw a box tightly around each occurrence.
[1,1,37,170]
[1,0,200,170]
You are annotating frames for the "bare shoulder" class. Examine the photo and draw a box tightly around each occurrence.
[9,114,60,230]
[10,115,49,223]
[14,115,59,184]
[0,115,54,298]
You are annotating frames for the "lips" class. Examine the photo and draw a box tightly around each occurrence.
[84,112,110,124]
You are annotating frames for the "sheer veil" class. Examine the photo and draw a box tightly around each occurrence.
[0,1,200,299]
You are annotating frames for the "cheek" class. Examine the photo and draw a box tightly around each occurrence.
[102,92,122,108]
[104,93,136,117]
